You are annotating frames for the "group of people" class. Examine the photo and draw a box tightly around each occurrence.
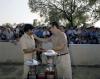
[0,24,24,41]
[19,22,72,79]
[66,26,100,44]
[0,26,14,41]
[1,22,100,79]
[0,24,100,44]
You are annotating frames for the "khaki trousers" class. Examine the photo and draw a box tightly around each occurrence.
[56,54,72,79]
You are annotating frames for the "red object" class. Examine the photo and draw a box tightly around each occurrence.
[45,70,55,79]
[37,73,45,79]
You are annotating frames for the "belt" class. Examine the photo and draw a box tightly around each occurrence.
[57,53,68,56]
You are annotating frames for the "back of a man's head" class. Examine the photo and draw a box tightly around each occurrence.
[49,21,60,29]
[50,22,59,26]
[24,24,33,33]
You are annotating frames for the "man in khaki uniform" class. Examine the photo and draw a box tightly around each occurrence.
[19,24,40,79]
[34,22,72,79]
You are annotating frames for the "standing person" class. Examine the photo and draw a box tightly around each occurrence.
[19,24,40,79]
[34,22,72,79]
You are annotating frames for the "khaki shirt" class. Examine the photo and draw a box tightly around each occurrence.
[19,33,36,59]
[34,32,69,54]
[50,32,69,54]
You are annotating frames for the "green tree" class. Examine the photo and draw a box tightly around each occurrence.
[33,19,38,26]
[2,23,12,28]
[28,0,100,27]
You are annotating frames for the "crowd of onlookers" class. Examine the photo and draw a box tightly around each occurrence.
[0,24,100,44]
[66,27,100,44]
[0,24,25,42]
[0,26,14,41]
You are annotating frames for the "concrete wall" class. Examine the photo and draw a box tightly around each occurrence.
[0,42,100,65]
[42,43,100,65]
[0,42,23,63]
[0,42,23,79]
[69,44,100,65]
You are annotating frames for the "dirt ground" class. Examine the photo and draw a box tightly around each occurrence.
[0,65,100,79]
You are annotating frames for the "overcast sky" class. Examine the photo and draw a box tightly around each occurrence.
[0,0,40,25]
[0,0,100,27]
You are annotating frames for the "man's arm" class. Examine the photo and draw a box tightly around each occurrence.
[23,48,46,54]
[20,37,40,53]
[23,48,38,54]
[33,34,51,42]
[53,43,65,51]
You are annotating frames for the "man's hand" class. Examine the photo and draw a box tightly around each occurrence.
[35,48,47,52]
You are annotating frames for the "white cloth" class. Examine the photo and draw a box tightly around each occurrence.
[25,59,39,66]
[19,33,36,79]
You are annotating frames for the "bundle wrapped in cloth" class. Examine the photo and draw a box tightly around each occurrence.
[25,59,39,66]
[43,50,57,56]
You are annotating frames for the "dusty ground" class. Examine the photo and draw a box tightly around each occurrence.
[0,65,23,79]
[72,66,100,79]
[0,65,100,79]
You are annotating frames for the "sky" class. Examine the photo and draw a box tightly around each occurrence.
[0,0,41,25]
[0,0,100,27]
[94,20,100,28]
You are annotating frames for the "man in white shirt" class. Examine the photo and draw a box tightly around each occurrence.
[19,24,40,79]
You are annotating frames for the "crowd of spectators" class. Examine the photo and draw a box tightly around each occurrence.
[66,26,100,44]
[0,24,24,42]
[0,24,100,44]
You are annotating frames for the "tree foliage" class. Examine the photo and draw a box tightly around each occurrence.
[28,0,100,27]
[2,23,12,28]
